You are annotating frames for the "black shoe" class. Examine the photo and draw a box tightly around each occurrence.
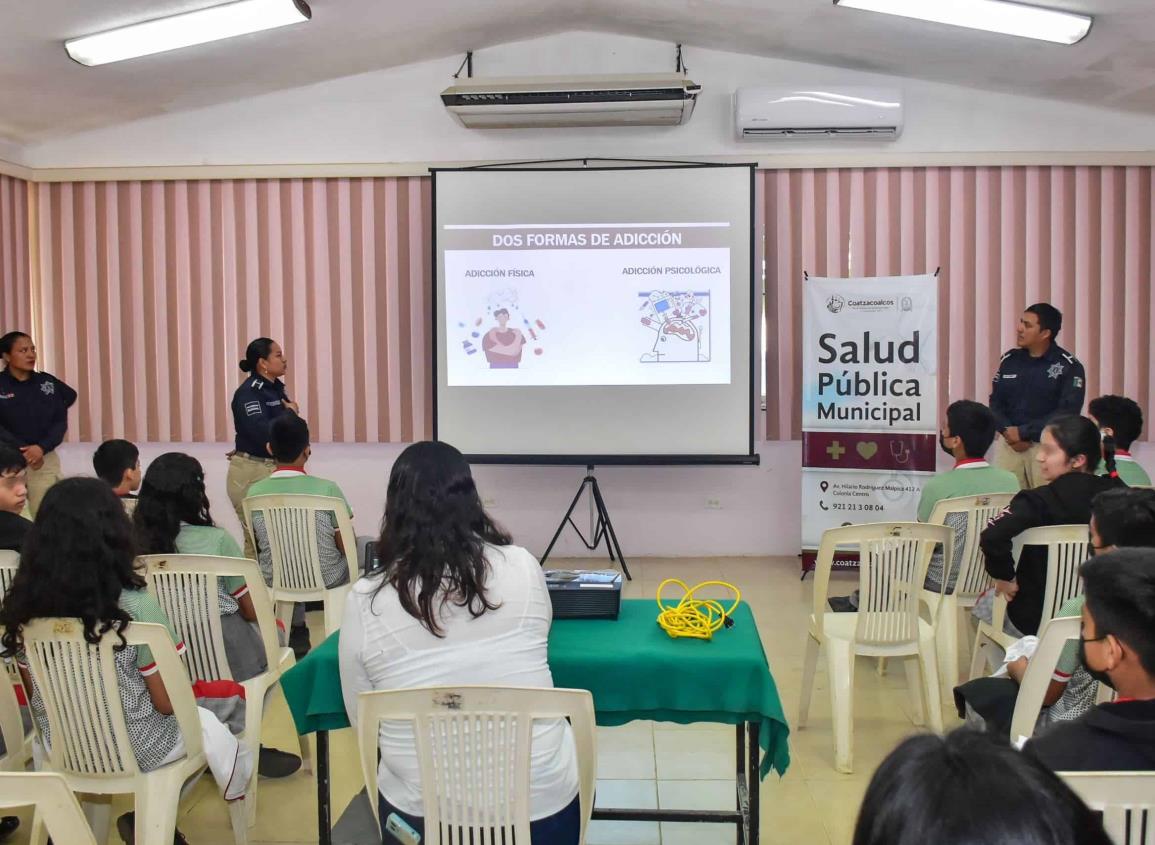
[116,812,189,844]
[259,745,303,778]
[289,624,311,659]
[0,816,19,843]
[827,595,857,613]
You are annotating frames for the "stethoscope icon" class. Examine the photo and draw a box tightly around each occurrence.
[890,440,910,464]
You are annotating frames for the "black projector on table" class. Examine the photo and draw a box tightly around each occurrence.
[545,570,622,620]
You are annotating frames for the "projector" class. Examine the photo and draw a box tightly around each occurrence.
[545,570,622,620]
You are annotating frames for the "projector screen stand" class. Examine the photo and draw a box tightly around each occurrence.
[541,465,632,581]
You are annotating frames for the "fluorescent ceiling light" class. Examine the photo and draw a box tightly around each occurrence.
[833,0,1092,45]
[64,0,312,67]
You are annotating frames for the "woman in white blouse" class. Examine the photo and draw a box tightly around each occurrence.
[339,441,579,845]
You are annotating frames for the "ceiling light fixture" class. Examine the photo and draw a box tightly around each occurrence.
[833,0,1092,45]
[64,0,312,67]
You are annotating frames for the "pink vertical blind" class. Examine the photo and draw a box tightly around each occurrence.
[0,175,31,334]
[763,166,1155,441]
[29,178,432,444]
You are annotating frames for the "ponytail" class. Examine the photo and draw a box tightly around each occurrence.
[1102,431,1119,479]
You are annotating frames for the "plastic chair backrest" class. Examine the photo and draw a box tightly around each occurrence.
[357,686,596,845]
[813,522,952,645]
[1009,615,1083,743]
[0,548,18,597]
[0,771,100,844]
[242,494,356,593]
[20,618,203,783]
[1060,771,1155,845]
[926,493,1015,598]
[1013,525,1090,624]
[141,554,280,684]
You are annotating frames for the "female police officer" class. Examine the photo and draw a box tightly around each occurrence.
[227,338,298,555]
[0,331,77,516]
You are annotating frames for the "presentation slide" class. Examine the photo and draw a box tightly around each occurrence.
[434,165,755,461]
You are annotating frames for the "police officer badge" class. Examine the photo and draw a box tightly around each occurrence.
[40,381,54,395]
[1047,363,1064,380]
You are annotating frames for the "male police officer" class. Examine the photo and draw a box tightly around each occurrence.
[989,303,1085,488]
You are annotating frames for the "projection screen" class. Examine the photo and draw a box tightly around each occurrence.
[433,163,757,464]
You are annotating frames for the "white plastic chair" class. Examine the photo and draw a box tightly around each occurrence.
[970,524,1089,680]
[0,771,100,845]
[21,618,248,845]
[0,654,32,773]
[141,553,311,824]
[1008,615,1083,744]
[0,550,23,697]
[921,493,1016,702]
[357,686,597,845]
[1060,771,1155,845]
[799,522,951,773]
[242,493,356,635]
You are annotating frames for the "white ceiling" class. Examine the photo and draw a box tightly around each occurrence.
[5,0,1155,144]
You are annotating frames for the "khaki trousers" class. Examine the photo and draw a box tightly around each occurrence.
[25,450,62,518]
[993,436,1043,489]
[227,452,275,559]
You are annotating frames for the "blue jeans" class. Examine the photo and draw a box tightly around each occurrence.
[379,793,580,845]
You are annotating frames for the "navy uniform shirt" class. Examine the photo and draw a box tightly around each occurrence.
[231,375,293,456]
[0,370,78,452]
[989,343,1086,443]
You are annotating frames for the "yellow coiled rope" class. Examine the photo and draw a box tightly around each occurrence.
[655,579,741,640]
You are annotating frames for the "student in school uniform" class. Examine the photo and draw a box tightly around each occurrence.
[134,452,302,779]
[0,479,254,844]
[1088,394,1151,487]
[0,444,31,552]
[93,438,143,516]
[0,331,77,516]
[227,338,298,557]
[245,414,362,657]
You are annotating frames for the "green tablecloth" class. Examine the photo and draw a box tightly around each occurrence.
[281,599,790,778]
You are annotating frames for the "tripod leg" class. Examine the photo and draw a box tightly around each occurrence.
[590,477,632,581]
[542,478,591,565]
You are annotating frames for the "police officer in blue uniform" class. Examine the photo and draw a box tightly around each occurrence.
[989,303,1085,488]
[0,331,77,516]
[227,338,298,556]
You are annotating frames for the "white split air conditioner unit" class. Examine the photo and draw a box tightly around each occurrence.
[734,86,903,140]
[441,74,702,128]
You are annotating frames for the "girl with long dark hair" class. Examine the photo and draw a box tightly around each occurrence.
[980,415,1122,636]
[339,441,580,845]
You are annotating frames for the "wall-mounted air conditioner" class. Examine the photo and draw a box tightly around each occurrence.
[441,74,701,128]
[734,86,903,140]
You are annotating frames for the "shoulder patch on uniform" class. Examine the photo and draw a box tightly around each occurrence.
[244,401,262,416]
[1000,350,1014,362]
[250,379,264,390]
[1073,376,1084,389]
[1062,352,1077,364]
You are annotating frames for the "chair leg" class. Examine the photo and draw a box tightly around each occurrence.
[798,634,820,728]
[243,692,264,827]
[81,796,112,845]
[825,639,856,774]
[919,639,944,733]
[936,595,959,705]
[903,657,925,727]
[876,657,888,676]
[323,597,342,636]
[228,797,250,845]
[297,729,313,775]
[135,771,184,845]
[969,624,991,681]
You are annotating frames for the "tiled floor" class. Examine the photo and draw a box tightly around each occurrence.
[7,556,965,844]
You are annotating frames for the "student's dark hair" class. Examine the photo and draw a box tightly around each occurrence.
[0,444,26,476]
[1025,302,1062,341]
[0,478,142,657]
[133,452,214,555]
[1081,548,1155,678]
[239,337,275,373]
[493,308,509,317]
[1044,414,1102,474]
[945,400,998,458]
[853,730,1110,845]
[1091,488,1155,548]
[0,331,30,365]
[92,439,140,486]
[1088,394,1144,453]
[269,414,310,464]
[370,441,510,637]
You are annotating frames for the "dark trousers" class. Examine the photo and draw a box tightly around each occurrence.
[379,793,580,845]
